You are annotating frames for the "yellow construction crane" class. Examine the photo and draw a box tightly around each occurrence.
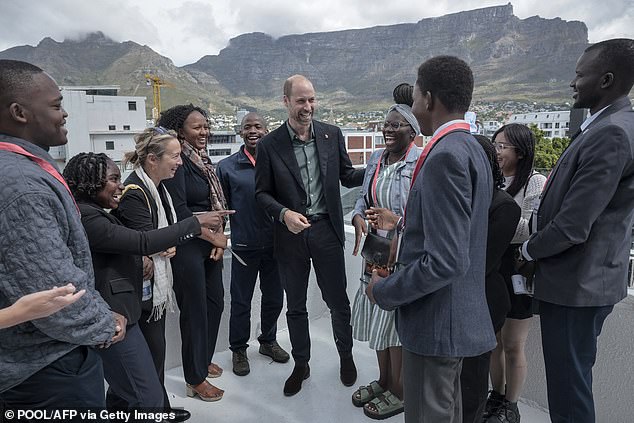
[144,73,174,121]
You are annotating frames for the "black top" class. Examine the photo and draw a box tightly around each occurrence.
[485,189,521,332]
[164,153,212,219]
[80,201,201,323]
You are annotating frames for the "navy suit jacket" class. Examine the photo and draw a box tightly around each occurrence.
[374,130,496,357]
[527,96,634,306]
[254,120,364,247]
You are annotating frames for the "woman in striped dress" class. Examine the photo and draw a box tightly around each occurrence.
[350,103,421,420]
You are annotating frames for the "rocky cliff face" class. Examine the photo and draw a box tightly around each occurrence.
[0,4,589,111]
[187,4,588,101]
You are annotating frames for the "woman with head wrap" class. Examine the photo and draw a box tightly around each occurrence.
[349,103,421,419]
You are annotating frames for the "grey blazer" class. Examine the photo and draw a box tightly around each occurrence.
[527,96,634,307]
[373,130,496,357]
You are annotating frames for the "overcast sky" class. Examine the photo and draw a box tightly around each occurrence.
[1,0,632,66]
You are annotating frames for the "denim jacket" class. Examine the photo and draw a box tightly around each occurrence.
[352,145,422,220]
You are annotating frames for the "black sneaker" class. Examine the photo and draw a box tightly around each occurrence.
[259,341,290,363]
[486,399,520,423]
[482,390,505,421]
[232,349,250,376]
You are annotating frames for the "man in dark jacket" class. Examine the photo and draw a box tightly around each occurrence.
[217,112,289,377]
[255,75,364,396]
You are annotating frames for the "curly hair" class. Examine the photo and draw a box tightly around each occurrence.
[157,104,208,137]
[392,83,413,106]
[63,152,110,202]
[474,135,504,190]
[492,124,536,197]
[124,126,178,167]
[416,56,473,113]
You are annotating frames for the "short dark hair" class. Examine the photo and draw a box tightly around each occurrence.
[585,38,634,92]
[416,56,473,113]
[157,104,208,135]
[392,83,413,106]
[474,135,505,190]
[492,124,536,197]
[0,60,43,106]
[63,152,110,202]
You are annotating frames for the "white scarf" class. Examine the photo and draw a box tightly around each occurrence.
[134,166,177,321]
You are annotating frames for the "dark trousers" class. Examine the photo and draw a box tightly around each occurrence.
[172,238,224,385]
[403,349,463,423]
[0,346,105,408]
[229,247,284,351]
[138,306,171,408]
[276,219,353,364]
[460,351,492,423]
[540,301,613,423]
[100,323,164,409]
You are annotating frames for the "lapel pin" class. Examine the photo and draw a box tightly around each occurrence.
[325,134,329,139]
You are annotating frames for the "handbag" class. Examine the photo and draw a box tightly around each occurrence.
[361,231,397,277]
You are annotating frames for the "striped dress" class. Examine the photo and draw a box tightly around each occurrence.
[351,159,404,350]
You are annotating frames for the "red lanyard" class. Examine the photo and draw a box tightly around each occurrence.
[403,122,471,225]
[243,148,256,167]
[410,122,471,187]
[371,142,414,206]
[0,142,79,214]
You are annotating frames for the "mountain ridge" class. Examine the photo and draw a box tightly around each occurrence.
[0,4,589,114]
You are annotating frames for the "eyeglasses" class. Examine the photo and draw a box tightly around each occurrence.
[494,142,517,152]
[383,121,411,131]
[153,126,169,135]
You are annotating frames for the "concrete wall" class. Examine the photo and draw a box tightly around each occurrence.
[165,229,634,422]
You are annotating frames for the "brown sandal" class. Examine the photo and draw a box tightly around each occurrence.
[207,362,223,378]
[186,380,224,402]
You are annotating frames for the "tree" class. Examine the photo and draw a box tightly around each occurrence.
[530,124,570,171]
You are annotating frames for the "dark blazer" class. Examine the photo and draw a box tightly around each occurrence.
[527,96,634,307]
[79,201,201,323]
[114,172,174,232]
[373,130,496,357]
[254,120,364,246]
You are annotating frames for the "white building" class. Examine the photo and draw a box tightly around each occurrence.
[507,111,570,138]
[49,85,147,169]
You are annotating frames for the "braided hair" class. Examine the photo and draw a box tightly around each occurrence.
[392,83,414,106]
[474,135,505,190]
[63,152,110,202]
[492,124,536,197]
[157,104,208,137]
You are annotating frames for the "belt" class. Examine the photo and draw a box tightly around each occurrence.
[307,213,329,223]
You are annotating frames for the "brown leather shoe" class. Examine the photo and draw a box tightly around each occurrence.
[186,380,224,402]
[283,363,310,396]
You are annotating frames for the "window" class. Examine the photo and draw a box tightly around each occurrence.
[105,141,115,150]
[555,123,560,129]
[208,148,231,156]
[108,125,116,131]
[123,125,130,131]
[128,101,137,111]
